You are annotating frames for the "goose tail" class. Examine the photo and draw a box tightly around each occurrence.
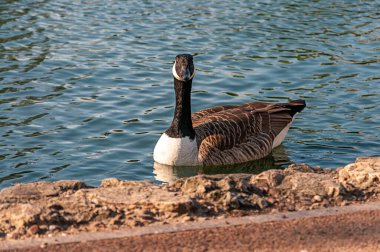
[282,99,306,117]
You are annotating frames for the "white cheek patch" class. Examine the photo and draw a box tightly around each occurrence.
[172,62,196,81]
[172,62,182,80]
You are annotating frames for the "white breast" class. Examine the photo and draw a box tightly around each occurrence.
[153,133,200,166]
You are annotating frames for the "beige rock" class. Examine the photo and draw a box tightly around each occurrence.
[178,175,219,195]
[278,172,342,198]
[87,182,193,214]
[339,157,380,190]
[100,178,153,188]
[250,169,284,190]
[313,195,322,202]
[0,180,87,203]
[284,163,315,173]
[5,203,42,229]
[1,158,380,241]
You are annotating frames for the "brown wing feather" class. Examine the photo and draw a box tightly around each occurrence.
[192,101,273,123]
[192,100,305,165]
[191,105,239,122]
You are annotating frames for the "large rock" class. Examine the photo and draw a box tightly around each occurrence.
[0,180,87,203]
[339,157,380,191]
[278,172,342,198]
[89,178,194,213]
[0,158,379,240]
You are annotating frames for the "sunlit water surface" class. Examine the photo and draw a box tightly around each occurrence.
[1,0,379,188]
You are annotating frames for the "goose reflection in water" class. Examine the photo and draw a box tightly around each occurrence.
[154,145,291,183]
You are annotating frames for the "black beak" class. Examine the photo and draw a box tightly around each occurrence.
[183,68,191,81]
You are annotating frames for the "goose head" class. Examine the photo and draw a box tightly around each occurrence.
[172,54,196,82]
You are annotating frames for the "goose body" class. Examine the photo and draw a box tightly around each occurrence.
[153,54,305,166]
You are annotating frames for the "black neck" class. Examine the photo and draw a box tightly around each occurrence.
[165,78,195,139]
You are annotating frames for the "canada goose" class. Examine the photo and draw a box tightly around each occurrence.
[153,54,305,166]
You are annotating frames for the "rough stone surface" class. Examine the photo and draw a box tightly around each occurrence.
[339,157,380,191]
[0,157,379,241]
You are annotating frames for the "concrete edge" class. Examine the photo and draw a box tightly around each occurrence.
[1,201,380,250]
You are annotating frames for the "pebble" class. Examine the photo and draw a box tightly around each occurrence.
[313,195,322,202]
[322,199,329,207]
[142,209,153,215]
[28,224,40,235]
[258,199,270,209]
[141,214,155,221]
[270,208,279,213]
[340,200,348,206]
[48,225,57,231]
[182,216,194,221]
[7,232,20,239]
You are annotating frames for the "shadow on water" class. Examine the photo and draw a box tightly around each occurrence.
[0,170,33,185]
[154,145,291,183]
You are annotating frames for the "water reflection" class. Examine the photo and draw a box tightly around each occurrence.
[154,146,291,183]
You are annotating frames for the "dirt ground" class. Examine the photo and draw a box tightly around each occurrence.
[2,201,380,251]
[0,157,379,242]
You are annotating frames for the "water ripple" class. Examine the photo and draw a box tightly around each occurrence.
[0,0,379,188]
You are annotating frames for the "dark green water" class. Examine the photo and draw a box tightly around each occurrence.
[1,0,379,188]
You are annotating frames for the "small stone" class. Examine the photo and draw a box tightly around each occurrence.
[222,192,232,207]
[132,220,143,227]
[100,178,121,187]
[182,216,194,221]
[48,225,57,231]
[7,232,20,239]
[142,209,153,215]
[141,214,155,221]
[340,200,348,206]
[258,199,270,209]
[270,208,279,213]
[312,195,322,202]
[28,224,40,235]
[310,203,321,210]
[287,205,295,211]
[327,186,338,197]
[322,199,329,207]
[112,219,122,225]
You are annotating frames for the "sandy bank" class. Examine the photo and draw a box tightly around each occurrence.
[0,157,379,241]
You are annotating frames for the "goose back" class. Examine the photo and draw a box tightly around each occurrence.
[192,100,305,165]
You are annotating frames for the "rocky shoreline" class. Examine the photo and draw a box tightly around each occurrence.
[0,157,379,241]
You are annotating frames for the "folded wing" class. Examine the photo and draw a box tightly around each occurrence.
[192,100,305,165]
